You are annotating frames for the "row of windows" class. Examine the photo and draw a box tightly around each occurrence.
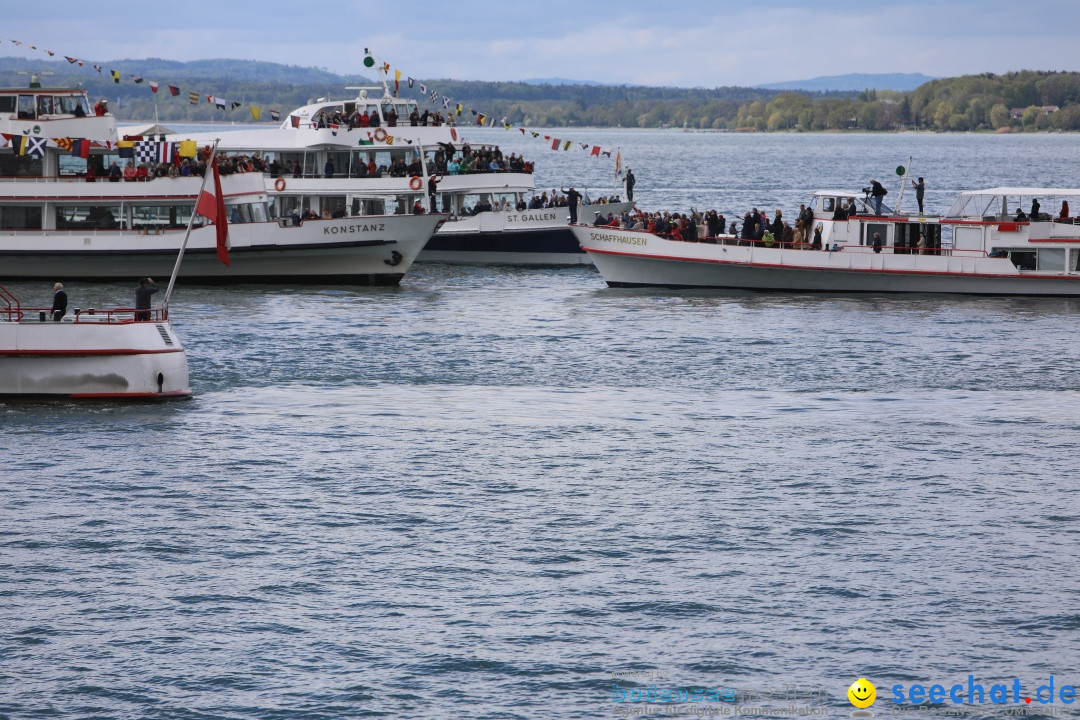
[0,203,268,230]
[0,93,90,119]
[996,247,1080,271]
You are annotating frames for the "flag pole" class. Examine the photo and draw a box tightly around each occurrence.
[164,139,220,305]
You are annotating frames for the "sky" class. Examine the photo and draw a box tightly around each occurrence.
[6,0,1080,87]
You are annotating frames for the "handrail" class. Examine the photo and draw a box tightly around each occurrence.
[1,304,169,324]
[0,283,22,322]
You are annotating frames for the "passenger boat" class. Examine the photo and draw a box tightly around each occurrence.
[0,80,443,284]
[570,188,1080,295]
[175,78,632,265]
[0,283,191,398]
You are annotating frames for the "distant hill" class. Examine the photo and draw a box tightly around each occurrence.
[522,77,616,87]
[0,56,369,85]
[757,73,937,92]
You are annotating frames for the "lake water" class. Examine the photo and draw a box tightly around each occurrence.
[2,130,1079,720]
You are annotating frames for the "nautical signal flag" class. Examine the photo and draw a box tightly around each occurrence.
[189,91,199,105]
[71,138,91,158]
[269,110,280,121]
[168,85,179,97]
[196,157,230,266]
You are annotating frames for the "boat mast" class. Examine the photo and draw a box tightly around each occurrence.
[164,139,221,304]
[894,156,913,214]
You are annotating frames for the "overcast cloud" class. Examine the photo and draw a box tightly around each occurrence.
[7,0,1080,86]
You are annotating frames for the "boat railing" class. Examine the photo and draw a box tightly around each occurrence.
[2,305,169,324]
[682,236,982,257]
[0,283,21,322]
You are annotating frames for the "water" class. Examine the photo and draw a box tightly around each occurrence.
[3,131,1080,719]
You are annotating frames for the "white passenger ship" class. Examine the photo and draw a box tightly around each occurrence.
[570,188,1080,295]
[175,79,632,265]
[0,81,442,284]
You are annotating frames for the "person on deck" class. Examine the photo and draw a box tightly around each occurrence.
[51,283,67,321]
[912,177,926,213]
[625,168,636,202]
[134,278,158,322]
[565,187,582,223]
[869,179,888,216]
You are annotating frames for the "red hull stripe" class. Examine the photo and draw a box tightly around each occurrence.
[0,348,185,357]
[584,246,1080,282]
[67,390,192,398]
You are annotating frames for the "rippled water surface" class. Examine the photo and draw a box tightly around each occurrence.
[3,131,1080,719]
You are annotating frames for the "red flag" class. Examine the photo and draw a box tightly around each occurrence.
[591,145,601,157]
[196,158,230,266]
[552,138,560,151]
[168,85,179,96]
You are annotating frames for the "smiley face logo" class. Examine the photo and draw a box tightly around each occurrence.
[848,678,876,708]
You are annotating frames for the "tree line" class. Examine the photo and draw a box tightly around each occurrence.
[4,57,1080,131]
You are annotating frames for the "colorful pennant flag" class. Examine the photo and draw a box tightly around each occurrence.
[72,138,91,158]
[169,85,180,97]
[149,81,159,93]
[250,106,261,121]
[189,92,199,105]
[53,137,74,152]
[178,140,198,158]
[269,110,280,121]
[111,70,120,83]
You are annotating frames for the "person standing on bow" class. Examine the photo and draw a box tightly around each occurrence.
[625,168,636,202]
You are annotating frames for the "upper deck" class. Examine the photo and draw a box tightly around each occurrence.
[0,86,118,144]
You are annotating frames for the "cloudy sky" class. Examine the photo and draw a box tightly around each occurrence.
[7,0,1080,86]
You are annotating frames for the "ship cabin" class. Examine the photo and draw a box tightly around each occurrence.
[0,84,116,179]
[1,83,268,235]
[807,188,1080,273]
[809,189,946,256]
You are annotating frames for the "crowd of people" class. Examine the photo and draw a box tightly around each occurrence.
[313,106,453,129]
[588,204,827,249]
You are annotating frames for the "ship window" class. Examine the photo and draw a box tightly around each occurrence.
[130,204,193,230]
[0,153,43,177]
[17,94,35,119]
[823,197,835,212]
[0,95,15,113]
[1038,248,1066,271]
[0,206,42,230]
[1008,250,1037,271]
[56,205,123,230]
[1073,249,1080,272]
[38,96,54,115]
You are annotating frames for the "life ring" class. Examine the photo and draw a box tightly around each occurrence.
[274,177,286,192]
[373,127,388,142]
[409,176,422,191]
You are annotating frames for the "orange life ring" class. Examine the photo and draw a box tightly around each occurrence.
[274,177,286,192]
[373,127,388,142]
[409,176,423,191]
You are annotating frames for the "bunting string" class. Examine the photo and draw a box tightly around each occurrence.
[3,38,625,172]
